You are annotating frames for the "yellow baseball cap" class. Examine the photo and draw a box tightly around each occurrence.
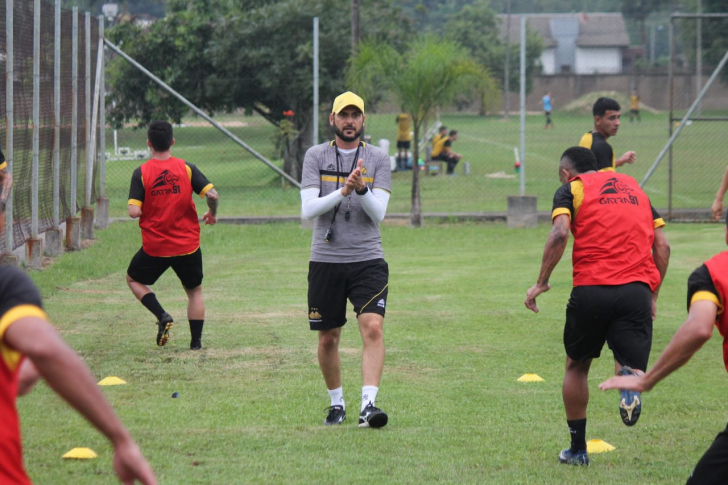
[332,91,365,114]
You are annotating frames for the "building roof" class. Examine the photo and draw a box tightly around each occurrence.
[499,13,631,48]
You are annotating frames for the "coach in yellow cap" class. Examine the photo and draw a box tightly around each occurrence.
[300,91,392,429]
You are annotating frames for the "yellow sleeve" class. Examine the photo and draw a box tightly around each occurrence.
[578,133,592,149]
[0,305,49,372]
[691,291,723,315]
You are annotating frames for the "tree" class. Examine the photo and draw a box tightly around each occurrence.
[106,0,413,182]
[347,35,486,227]
[444,0,542,114]
[621,0,671,48]
[680,0,728,83]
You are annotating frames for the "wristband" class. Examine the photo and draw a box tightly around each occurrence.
[355,186,369,196]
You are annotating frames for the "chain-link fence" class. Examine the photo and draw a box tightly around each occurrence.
[639,13,728,220]
[102,9,728,221]
[0,0,101,257]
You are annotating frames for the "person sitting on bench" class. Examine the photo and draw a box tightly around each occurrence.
[431,130,462,175]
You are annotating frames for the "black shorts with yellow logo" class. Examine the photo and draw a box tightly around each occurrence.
[564,282,652,371]
[307,259,388,331]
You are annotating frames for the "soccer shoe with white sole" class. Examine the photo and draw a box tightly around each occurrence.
[323,405,346,425]
[617,366,641,426]
[358,402,388,428]
[156,312,173,347]
[558,448,589,466]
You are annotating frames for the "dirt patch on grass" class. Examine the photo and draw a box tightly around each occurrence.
[561,90,660,115]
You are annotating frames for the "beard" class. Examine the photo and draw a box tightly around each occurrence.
[335,126,362,143]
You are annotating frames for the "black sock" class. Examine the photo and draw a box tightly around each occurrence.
[140,293,166,320]
[567,418,587,453]
[189,320,204,340]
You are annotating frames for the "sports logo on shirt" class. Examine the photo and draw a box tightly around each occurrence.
[599,177,638,206]
[150,170,181,196]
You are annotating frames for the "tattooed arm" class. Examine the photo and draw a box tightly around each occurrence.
[202,188,218,225]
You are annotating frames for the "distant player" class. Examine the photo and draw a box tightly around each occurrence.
[541,91,554,129]
[579,97,636,171]
[431,129,462,175]
[127,121,219,350]
[600,213,728,484]
[395,112,412,171]
[525,146,670,466]
[629,90,641,123]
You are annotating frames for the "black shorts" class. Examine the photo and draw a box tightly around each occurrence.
[127,247,203,289]
[686,421,728,485]
[396,140,411,150]
[563,282,652,370]
[307,258,388,331]
[434,153,457,164]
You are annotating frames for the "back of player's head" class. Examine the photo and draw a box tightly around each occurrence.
[593,97,621,117]
[449,130,458,137]
[561,146,597,174]
[440,126,447,132]
[147,121,174,152]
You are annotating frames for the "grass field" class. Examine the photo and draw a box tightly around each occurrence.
[17,219,728,484]
[103,109,728,218]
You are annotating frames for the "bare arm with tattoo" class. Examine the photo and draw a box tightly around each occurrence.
[202,188,218,225]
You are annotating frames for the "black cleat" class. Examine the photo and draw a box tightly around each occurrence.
[618,366,642,426]
[324,405,346,425]
[359,402,388,428]
[190,338,202,350]
[558,448,589,466]
[156,312,173,347]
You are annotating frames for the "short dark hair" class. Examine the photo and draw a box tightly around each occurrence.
[147,121,174,151]
[440,126,447,132]
[593,97,621,117]
[449,130,458,136]
[561,146,597,174]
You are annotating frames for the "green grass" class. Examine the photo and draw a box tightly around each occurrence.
[103,110,728,218]
[17,220,728,484]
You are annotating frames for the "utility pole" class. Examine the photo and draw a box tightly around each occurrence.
[503,0,511,120]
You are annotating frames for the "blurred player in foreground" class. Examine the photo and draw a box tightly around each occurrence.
[525,146,670,466]
[600,213,728,484]
[0,170,156,484]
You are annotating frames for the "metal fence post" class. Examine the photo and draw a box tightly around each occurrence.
[82,11,93,239]
[28,0,42,268]
[46,0,64,256]
[97,15,108,229]
[3,0,15,264]
[67,7,81,250]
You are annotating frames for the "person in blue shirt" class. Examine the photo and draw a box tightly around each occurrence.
[541,91,554,130]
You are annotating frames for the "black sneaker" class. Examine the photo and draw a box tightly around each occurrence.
[359,402,388,428]
[190,338,201,350]
[324,405,346,425]
[156,312,173,347]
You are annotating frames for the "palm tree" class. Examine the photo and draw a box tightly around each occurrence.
[347,35,486,227]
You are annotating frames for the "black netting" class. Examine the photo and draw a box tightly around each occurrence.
[0,2,100,251]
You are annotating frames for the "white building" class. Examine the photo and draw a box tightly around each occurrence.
[500,13,631,75]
